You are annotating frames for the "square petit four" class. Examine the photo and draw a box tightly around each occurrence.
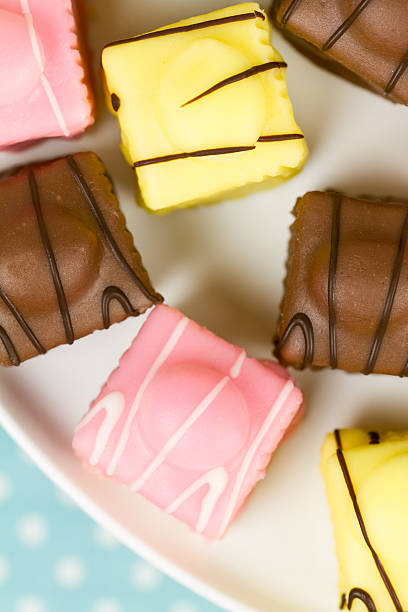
[0,152,161,366]
[73,305,303,538]
[276,191,408,376]
[0,0,94,148]
[102,3,307,213]
[273,0,408,105]
[321,428,408,612]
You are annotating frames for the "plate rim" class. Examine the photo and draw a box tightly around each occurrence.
[0,402,260,612]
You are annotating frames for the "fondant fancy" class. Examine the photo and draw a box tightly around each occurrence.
[0,152,161,366]
[102,3,307,213]
[73,305,303,538]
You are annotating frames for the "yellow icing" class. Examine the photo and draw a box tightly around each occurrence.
[321,429,408,611]
[102,3,307,213]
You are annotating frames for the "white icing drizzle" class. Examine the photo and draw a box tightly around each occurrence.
[131,376,230,492]
[218,379,294,537]
[166,467,228,533]
[75,391,125,466]
[20,0,70,136]
[84,317,249,533]
[130,348,247,531]
[107,316,189,476]
[230,349,246,379]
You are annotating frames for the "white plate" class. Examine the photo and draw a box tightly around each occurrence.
[1,1,408,611]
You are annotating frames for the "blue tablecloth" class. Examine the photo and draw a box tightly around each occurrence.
[0,427,223,612]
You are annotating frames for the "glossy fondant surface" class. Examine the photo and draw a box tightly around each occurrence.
[0,0,94,148]
[321,429,408,612]
[73,305,302,538]
[102,3,307,213]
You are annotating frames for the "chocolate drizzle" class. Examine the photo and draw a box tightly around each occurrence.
[101,286,136,329]
[105,11,265,48]
[334,427,343,450]
[281,0,303,25]
[277,312,314,368]
[385,50,408,94]
[29,171,74,345]
[328,193,341,369]
[278,194,408,374]
[67,156,161,306]
[334,429,403,612]
[0,156,160,365]
[400,357,408,378]
[368,431,380,445]
[182,61,287,107]
[322,0,373,51]
[133,134,303,168]
[0,326,20,366]
[348,588,377,611]
[364,207,408,375]
[133,146,255,168]
[111,93,121,111]
[340,593,346,609]
[258,133,304,142]
[0,287,45,355]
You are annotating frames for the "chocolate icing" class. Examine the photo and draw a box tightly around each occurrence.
[322,0,373,51]
[274,1,408,104]
[258,134,304,142]
[281,0,302,25]
[0,326,20,366]
[101,286,136,328]
[385,50,408,94]
[347,588,377,611]
[29,171,74,345]
[111,93,121,112]
[0,287,45,355]
[340,593,346,609]
[0,152,161,366]
[277,312,314,368]
[182,61,287,106]
[364,207,408,375]
[276,192,408,375]
[105,10,265,48]
[67,156,159,304]
[334,428,343,451]
[400,356,408,378]
[133,146,255,168]
[328,193,341,369]
[133,135,303,168]
[368,431,380,445]
[334,429,403,612]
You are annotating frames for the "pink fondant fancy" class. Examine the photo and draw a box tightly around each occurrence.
[73,305,303,538]
[0,0,94,148]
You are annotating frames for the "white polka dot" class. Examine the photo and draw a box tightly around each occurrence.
[168,603,198,612]
[92,599,122,612]
[54,556,85,588]
[0,556,9,584]
[0,473,11,503]
[15,596,46,612]
[16,515,48,547]
[93,526,118,550]
[130,561,161,591]
[54,488,74,507]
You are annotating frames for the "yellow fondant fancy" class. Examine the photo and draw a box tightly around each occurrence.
[321,429,408,612]
[102,3,307,213]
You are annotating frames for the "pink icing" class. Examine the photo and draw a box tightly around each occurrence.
[139,362,250,471]
[0,0,94,148]
[73,305,303,539]
[0,9,42,105]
